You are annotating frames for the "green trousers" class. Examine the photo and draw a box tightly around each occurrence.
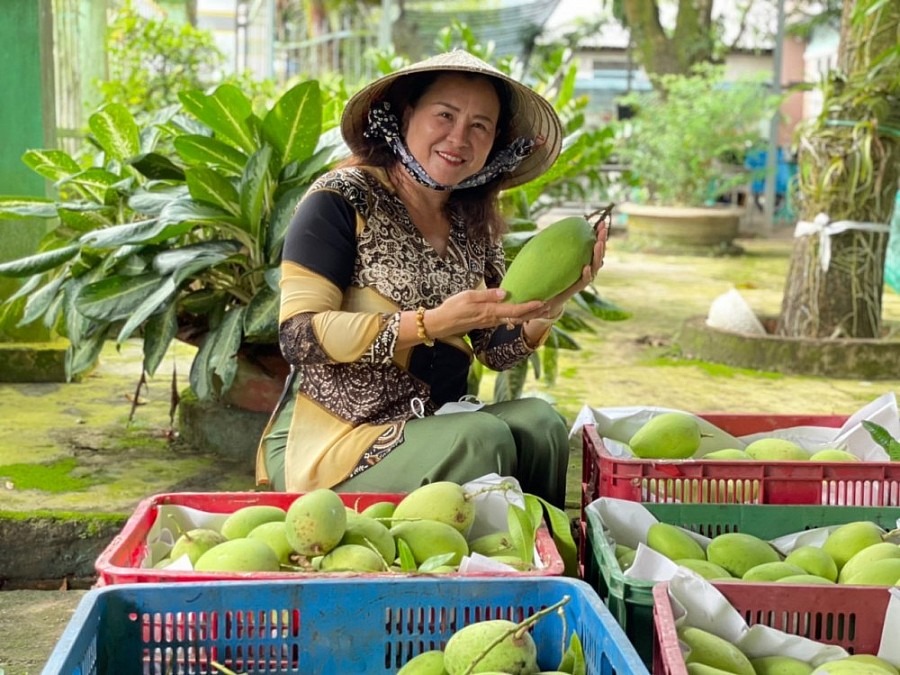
[263,395,570,508]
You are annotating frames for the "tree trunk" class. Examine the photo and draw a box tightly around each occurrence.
[777,0,900,339]
[621,0,716,81]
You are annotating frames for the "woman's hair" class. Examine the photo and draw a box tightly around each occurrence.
[340,71,514,244]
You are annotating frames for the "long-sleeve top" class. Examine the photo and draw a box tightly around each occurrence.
[255,166,539,491]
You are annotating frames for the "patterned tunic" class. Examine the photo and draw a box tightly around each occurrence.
[257,166,539,491]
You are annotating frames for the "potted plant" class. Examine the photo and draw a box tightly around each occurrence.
[0,80,345,415]
[614,63,782,253]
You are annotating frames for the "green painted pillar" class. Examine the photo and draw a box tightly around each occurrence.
[0,0,56,341]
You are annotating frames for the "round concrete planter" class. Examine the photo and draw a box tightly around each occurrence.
[620,202,744,254]
[676,315,900,379]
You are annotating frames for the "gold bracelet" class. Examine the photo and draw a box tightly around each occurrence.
[415,306,434,347]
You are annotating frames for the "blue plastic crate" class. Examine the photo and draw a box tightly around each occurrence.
[43,577,648,674]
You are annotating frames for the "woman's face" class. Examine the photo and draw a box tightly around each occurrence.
[402,73,501,187]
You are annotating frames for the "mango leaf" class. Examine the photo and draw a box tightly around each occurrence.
[89,103,141,162]
[506,503,535,562]
[186,168,241,216]
[142,301,178,376]
[523,494,544,530]
[557,632,586,675]
[243,285,279,341]
[20,274,66,325]
[179,85,256,154]
[396,538,418,572]
[417,552,457,572]
[532,494,578,577]
[75,273,165,321]
[0,245,80,277]
[129,152,186,181]
[174,134,248,175]
[22,149,81,182]
[239,146,273,241]
[0,196,61,220]
[262,80,322,168]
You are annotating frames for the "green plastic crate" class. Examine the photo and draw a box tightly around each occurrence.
[584,502,900,667]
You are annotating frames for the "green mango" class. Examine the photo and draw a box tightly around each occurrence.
[500,215,595,303]
[629,412,702,459]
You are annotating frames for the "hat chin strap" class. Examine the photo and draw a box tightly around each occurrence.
[363,101,536,191]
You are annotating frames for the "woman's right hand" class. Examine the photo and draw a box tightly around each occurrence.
[426,288,547,338]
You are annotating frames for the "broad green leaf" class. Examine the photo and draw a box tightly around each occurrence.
[66,325,111,379]
[174,135,247,174]
[533,495,578,578]
[243,284,279,341]
[180,85,256,153]
[0,245,79,277]
[396,538,417,572]
[506,503,534,562]
[128,186,190,215]
[157,200,242,230]
[152,241,241,276]
[267,184,307,262]
[190,327,216,400]
[63,271,103,344]
[262,80,322,168]
[185,168,241,216]
[193,306,245,396]
[128,152,186,180]
[115,276,179,343]
[142,301,178,376]
[89,103,141,162]
[76,273,166,321]
[239,146,273,240]
[494,360,528,402]
[60,168,121,204]
[6,273,42,304]
[21,275,66,325]
[22,149,81,182]
[58,207,114,233]
[79,218,194,248]
[0,196,59,219]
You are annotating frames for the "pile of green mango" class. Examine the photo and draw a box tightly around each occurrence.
[154,482,542,574]
[626,411,861,463]
[676,624,898,675]
[617,519,900,586]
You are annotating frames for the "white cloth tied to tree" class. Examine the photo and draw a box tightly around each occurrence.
[794,212,891,272]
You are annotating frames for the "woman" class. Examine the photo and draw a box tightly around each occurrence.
[255,50,608,508]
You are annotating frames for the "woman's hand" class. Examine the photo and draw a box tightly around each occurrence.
[425,288,546,338]
[541,218,611,319]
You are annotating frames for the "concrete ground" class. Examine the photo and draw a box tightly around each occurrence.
[3,229,900,673]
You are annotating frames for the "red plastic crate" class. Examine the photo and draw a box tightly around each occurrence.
[581,413,900,508]
[95,491,564,584]
[652,581,892,675]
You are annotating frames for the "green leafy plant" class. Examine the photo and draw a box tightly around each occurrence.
[0,81,345,404]
[616,63,782,207]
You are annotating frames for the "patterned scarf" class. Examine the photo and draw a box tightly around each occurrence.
[363,101,536,191]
